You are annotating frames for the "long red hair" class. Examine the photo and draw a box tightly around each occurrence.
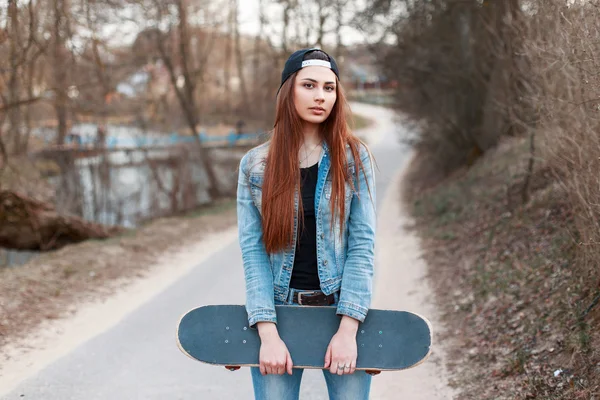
[261,72,372,254]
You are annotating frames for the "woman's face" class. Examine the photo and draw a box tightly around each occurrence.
[293,66,337,126]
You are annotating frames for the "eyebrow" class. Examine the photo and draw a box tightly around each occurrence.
[300,78,336,85]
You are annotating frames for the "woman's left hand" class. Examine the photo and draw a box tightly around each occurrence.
[324,316,359,375]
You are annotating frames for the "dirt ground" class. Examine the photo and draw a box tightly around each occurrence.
[0,199,237,377]
[404,137,600,399]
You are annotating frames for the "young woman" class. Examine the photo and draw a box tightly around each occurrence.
[236,48,376,400]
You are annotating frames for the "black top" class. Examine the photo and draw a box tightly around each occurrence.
[290,162,320,290]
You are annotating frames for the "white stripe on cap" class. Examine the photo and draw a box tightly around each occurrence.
[301,60,332,69]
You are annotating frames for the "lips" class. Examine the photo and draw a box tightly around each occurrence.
[310,107,326,116]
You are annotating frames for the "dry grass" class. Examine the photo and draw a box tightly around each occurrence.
[404,137,599,399]
[526,2,600,292]
[353,113,375,131]
[395,3,600,397]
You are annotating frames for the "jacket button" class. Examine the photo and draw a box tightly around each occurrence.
[320,233,324,239]
[324,260,328,265]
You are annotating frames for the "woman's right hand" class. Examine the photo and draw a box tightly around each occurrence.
[256,322,294,375]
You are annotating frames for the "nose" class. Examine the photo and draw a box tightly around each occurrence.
[314,88,325,103]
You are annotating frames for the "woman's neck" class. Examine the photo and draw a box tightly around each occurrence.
[302,122,321,146]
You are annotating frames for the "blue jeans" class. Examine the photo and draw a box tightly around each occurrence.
[250,289,372,400]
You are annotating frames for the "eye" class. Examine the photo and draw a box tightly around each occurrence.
[304,83,314,89]
[325,86,335,92]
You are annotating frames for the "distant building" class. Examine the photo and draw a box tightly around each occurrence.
[341,44,396,91]
[346,62,385,91]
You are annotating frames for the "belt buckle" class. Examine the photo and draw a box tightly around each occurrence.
[297,291,318,305]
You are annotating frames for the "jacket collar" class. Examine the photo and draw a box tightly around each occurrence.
[318,140,330,168]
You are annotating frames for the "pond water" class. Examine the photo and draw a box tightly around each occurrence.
[2,123,254,267]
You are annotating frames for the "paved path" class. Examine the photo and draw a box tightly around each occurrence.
[1,103,453,399]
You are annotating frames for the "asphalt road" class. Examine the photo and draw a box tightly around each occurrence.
[2,103,416,400]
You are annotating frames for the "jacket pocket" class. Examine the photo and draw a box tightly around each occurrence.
[324,180,354,201]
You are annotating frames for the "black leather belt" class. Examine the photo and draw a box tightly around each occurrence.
[292,291,336,306]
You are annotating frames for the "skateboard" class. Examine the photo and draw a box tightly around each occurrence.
[176,305,432,373]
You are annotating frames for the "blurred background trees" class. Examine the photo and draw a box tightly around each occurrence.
[0,0,387,260]
[367,2,600,396]
[360,0,531,172]
[360,0,600,280]
[0,0,380,160]
[3,0,599,277]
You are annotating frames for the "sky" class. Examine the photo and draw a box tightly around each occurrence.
[97,0,373,49]
[236,0,368,47]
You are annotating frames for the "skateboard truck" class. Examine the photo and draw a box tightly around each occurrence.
[225,365,241,371]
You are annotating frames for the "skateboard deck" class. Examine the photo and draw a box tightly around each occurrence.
[177,305,432,371]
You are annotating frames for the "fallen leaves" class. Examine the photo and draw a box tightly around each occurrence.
[404,137,600,399]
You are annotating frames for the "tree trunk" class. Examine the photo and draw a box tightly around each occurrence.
[165,0,221,199]
[334,0,346,60]
[253,0,267,118]
[224,0,233,116]
[281,1,292,55]
[22,60,34,154]
[252,0,263,96]
[8,0,22,154]
[52,0,69,145]
[22,27,43,154]
[233,0,250,114]
[0,124,8,174]
[316,0,328,49]
[0,190,124,251]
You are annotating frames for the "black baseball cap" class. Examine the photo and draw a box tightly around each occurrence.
[278,48,340,94]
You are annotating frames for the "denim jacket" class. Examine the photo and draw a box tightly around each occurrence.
[236,140,376,328]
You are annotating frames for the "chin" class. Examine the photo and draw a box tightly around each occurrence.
[302,114,329,125]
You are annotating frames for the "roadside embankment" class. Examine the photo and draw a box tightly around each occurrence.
[404,137,599,399]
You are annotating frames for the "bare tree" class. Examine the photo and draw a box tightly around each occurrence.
[223,0,233,115]
[3,0,45,154]
[51,0,72,145]
[7,0,23,153]
[277,0,296,57]
[0,112,8,174]
[233,0,250,113]
[360,0,529,172]
[20,2,46,155]
[252,0,266,95]
[150,0,222,198]
[314,0,330,49]
[84,0,112,124]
